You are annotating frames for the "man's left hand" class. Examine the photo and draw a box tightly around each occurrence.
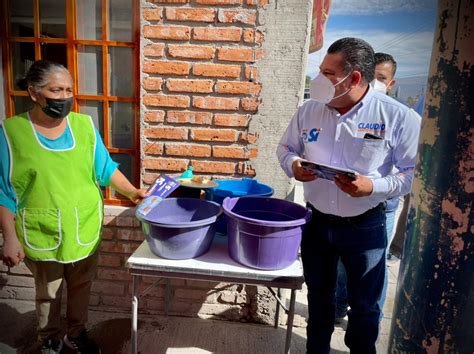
[334,174,373,197]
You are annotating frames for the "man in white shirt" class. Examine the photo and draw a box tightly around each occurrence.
[335,52,412,322]
[277,38,420,354]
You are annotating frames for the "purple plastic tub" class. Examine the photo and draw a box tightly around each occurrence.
[136,198,222,260]
[223,197,312,270]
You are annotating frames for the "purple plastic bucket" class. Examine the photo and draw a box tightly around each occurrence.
[223,197,312,270]
[136,198,222,259]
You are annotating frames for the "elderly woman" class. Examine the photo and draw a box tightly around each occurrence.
[0,60,146,353]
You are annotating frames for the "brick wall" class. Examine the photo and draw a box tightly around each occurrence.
[141,0,268,184]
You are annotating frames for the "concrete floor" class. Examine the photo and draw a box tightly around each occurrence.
[0,256,400,353]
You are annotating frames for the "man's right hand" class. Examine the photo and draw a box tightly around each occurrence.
[292,160,318,182]
[2,237,25,267]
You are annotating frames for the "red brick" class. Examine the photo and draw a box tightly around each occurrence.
[167,111,213,125]
[166,79,213,93]
[241,97,261,112]
[165,143,211,157]
[166,8,215,22]
[143,158,188,171]
[213,146,247,159]
[143,173,158,185]
[143,77,163,91]
[116,217,140,227]
[0,286,36,301]
[143,8,163,21]
[92,281,125,296]
[144,110,165,123]
[193,63,240,78]
[143,94,190,108]
[0,274,35,287]
[246,0,269,5]
[100,241,140,255]
[190,128,238,142]
[98,254,122,267]
[192,27,241,42]
[191,160,236,174]
[144,142,164,155]
[97,268,132,281]
[101,295,131,310]
[237,161,256,176]
[101,226,115,237]
[143,25,190,40]
[244,65,258,81]
[215,81,261,95]
[168,45,215,60]
[148,0,188,3]
[193,96,239,111]
[243,29,264,44]
[248,147,258,158]
[195,0,241,4]
[214,113,250,127]
[116,229,144,241]
[143,61,190,75]
[217,47,263,62]
[8,262,32,275]
[144,126,188,140]
[217,9,257,25]
[144,44,165,57]
[238,131,258,144]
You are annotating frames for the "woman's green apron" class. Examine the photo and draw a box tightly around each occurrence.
[2,112,103,262]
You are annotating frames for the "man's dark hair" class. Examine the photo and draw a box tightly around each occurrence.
[327,37,375,84]
[374,52,397,76]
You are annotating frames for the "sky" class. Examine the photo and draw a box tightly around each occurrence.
[307,0,438,82]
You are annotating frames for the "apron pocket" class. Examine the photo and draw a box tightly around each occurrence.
[20,208,61,251]
[75,201,103,246]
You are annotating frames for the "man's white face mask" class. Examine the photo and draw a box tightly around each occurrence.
[310,72,352,104]
[370,79,388,94]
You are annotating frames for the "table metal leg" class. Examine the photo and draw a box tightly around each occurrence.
[132,275,139,354]
[285,289,296,354]
[274,288,281,328]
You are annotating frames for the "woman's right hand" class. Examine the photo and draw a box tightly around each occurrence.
[2,237,25,267]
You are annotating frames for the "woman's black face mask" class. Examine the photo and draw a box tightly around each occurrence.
[41,97,73,119]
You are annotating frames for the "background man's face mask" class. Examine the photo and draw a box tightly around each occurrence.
[370,79,388,94]
[41,97,73,119]
[310,72,352,104]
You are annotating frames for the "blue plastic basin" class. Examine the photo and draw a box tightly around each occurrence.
[205,178,274,234]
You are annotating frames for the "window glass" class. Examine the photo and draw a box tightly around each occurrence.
[11,42,35,90]
[41,43,67,68]
[10,0,34,37]
[76,0,102,40]
[13,96,33,115]
[40,0,66,38]
[109,101,134,149]
[108,46,133,97]
[77,45,103,95]
[110,153,134,195]
[108,0,133,42]
[78,100,104,137]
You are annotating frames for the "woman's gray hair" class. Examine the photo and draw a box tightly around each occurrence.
[17,60,71,93]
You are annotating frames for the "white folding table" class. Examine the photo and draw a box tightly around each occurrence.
[126,235,305,354]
